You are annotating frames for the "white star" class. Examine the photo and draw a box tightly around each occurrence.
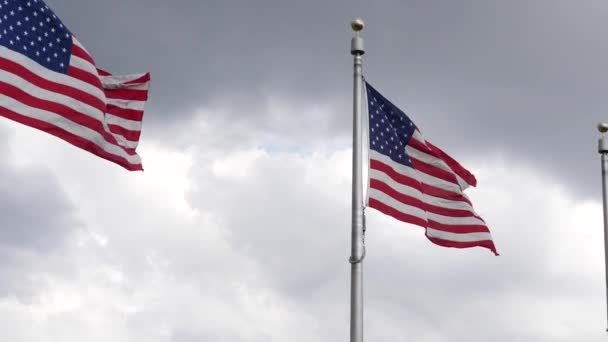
[18,6,22,11]
[23,46,27,50]
[60,62,64,67]
[8,40,13,45]
[35,51,39,56]
[25,17,29,21]
[10,10,14,16]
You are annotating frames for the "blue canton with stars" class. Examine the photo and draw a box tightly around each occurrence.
[0,0,72,74]
[366,81,416,167]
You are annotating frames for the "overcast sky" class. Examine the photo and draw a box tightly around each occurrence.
[2,1,608,341]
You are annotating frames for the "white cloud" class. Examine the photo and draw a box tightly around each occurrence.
[0,116,607,342]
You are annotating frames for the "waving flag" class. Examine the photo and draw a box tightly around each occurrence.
[365,81,497,255]
[0,0,149,170]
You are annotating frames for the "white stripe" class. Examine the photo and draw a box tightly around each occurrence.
[105,114,142,131]
[426,228,493,243]
[411,131,470,190]
[110,132,139,149]
[427,211,485,226]
[369,168,475,212]
[106,98,146,111]
[370,188,484,226]
[72,37,88,51]
[69,55,98,76]
[0,46,105,101]
[370,150,465,195]
[104,82,149,91]
[0,94,141,165]
[368,188,427,221]
[100,73,149,88]
[0,67,105,122]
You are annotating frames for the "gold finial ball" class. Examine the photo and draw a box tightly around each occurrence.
[351,18,365,32]
[599,122,608,134]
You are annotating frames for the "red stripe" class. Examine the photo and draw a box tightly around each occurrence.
[105,88,148,101]
[0,80,136,155]
[68,65,102,89]
[96,68,111,76]
[0,105,142,171]
[410,157,459,185]
[106,104,144,121]
[108,124,141,141]
[426,235,498,255]
[0,56,105,112]
[427,141,477,187]
[408,137,433,154]
[370,159,473,205]
[71,44,95,66]
[370,178,478,218]
[368,198,427,228]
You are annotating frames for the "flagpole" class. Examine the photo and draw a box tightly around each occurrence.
[598,122,608,331]
[349,18,365,342]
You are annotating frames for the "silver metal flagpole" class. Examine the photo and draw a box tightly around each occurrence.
[598,122,608,331]
[349,18,365,342]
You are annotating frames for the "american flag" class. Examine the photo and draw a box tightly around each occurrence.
[365,81,497,255]
[0,0,149,171]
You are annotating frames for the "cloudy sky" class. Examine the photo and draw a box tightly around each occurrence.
[2,0,608,341]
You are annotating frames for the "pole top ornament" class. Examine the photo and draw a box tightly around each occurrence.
[351,18,365,32]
